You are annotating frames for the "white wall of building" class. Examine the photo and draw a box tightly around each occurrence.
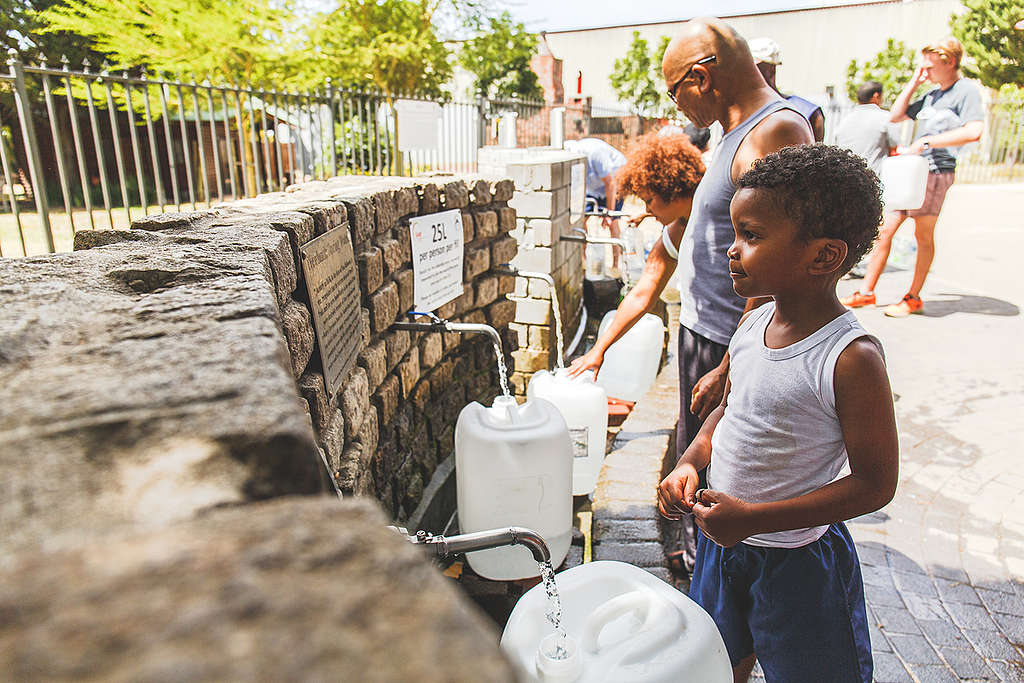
[543,0,962,108]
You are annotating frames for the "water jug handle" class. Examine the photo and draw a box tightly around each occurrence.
[581,589,685,665]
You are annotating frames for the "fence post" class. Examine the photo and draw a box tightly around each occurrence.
[7,48,54,253]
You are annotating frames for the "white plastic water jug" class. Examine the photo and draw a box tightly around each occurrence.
[455,395,573,580]
[527,369,609,496]
[501,560,732,682]
[595,312,664,403]
[880,154,929,211]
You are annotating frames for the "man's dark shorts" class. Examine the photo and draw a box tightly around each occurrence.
[690,523,872,682]
[586,194,624,212]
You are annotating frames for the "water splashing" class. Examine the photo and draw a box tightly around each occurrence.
[547,284,565,370]
[493,343,511,397]
[540,560,568,659]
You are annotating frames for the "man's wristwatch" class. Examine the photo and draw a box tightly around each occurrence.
[922,140,932,150]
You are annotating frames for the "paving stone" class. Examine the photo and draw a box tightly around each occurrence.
[873,651,914,682]
[907,663,961,683]
[593,541,663,567]
[889,633,943,665]
[988,659,1024,682]
[888,551,929,575]
[863,564,898,588]
[867,581,908,607]
[945,600,1001,631]
[894,569,940,597]
[935,576,983,605]
[874,606,924,635]
[919,618,971,647]
[904,592,948,620]
[978,587,1024,616]
[938,645,996,679]
[993,613,1024,645]
[963,628,1022,660]
[870,620,894,653]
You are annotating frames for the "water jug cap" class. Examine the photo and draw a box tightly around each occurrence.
[535,634,582,682]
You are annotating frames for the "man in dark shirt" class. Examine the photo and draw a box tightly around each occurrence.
[749,37,825,142]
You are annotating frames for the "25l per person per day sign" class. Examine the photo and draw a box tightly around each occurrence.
[408,209,464,312]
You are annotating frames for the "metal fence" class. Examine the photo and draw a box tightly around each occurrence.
[0,52,549,257]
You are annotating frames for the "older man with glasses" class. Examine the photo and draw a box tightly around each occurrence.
[654,17,813,597]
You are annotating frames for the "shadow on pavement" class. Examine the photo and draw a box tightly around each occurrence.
[920,293,1020,318]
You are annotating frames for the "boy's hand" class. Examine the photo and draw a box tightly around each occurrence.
[692,489,756,547]
[657,462,700,520]
[690,365,727,420]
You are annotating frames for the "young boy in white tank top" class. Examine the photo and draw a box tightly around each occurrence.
[658,145,899,683]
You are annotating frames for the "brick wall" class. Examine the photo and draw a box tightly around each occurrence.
[478,147,586,397]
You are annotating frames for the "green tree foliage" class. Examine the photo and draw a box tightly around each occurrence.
[38,0,299,84]
[610,31,661,117]
[951,0,1024,88]
[310,0,463,100]
[457,11,542,101]
[1,0,102,65]
[846,39,923,107]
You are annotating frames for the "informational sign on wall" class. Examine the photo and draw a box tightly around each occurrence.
[408,209,464,312]
[569,161,586,220]
[299,224,362,397]
[395,99,441,151]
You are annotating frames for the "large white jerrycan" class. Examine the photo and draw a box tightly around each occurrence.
[527,369,609,496]
[501,560,732,682]
[595,312,664,403]
[880,154,929,211]
[455,395,573,580]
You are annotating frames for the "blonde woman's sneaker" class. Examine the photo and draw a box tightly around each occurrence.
[840,291,876,308]
[884,294,923,317]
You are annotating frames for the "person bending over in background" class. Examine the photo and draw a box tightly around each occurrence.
[659,145,898,683]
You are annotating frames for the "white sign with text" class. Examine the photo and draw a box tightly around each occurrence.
[409,209,464,312]
[395,99,441,151]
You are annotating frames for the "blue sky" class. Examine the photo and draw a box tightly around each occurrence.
[503,0,878,32]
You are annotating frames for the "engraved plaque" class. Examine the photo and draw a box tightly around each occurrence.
[300,224,362,397]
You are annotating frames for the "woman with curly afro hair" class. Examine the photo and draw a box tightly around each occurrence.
[569,132,705,379]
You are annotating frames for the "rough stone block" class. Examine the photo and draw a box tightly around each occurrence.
[473,210,499,240]
[511,246,553,273]
[442,180,470,209]
[298,202,347,237]
[320,407,346,469]
[359,307,371,345]
[397,347,422,399]
[474,276,499,307]
[460,211,475,244]
[419,332,444,368]
[394,186,419,216]
[528,324,551,350]
[528,278,551,298]
[417,182,440,214]
[373,374,401,425]
[497,274,516,296]
[358,339,387,393]
[486,299,516,331]
[511,296,552,325]
[376,237,404,276]
[453,283,475,316]
[464,246,490,280]
[340,366,369,441]
[489,178,514,202]
[355,404,379,454]
[385,329,411,371]
[509,322,528,348]
[369,281,400,334]
[281,300,315,379]
[356,247,383,294]
[497,206,516,233]
[298,372,330,433]
[468,179,491,206]
[508,186,569,218]
[435,300,457,321]
[394,268,415,313]
[338,197,374,247]
[510,371,529,396]
[490,236,518,266]
[373,191,398,234]
[410,378,431,413]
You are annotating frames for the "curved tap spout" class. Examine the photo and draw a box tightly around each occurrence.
[394,526,551,564]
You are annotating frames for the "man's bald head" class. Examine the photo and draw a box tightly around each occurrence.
[662,17,771,128]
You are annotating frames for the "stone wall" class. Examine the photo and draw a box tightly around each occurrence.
[478,147,586,397]
[0,174,518,552]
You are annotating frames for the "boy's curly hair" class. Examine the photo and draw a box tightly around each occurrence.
[616,132,705,202]
[737,145,882,274]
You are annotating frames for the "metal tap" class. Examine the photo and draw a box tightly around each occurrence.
[390,311,502,350]
[561,226,627,250]
[389,526,551,563]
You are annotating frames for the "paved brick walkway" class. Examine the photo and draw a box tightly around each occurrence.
[589,184,1024,682]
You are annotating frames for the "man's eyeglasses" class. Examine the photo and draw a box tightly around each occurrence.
[667,55,716,104]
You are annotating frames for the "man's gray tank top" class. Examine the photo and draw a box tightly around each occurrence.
[676,99,800,346]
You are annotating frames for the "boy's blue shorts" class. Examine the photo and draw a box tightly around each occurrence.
[690,523,872,683]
